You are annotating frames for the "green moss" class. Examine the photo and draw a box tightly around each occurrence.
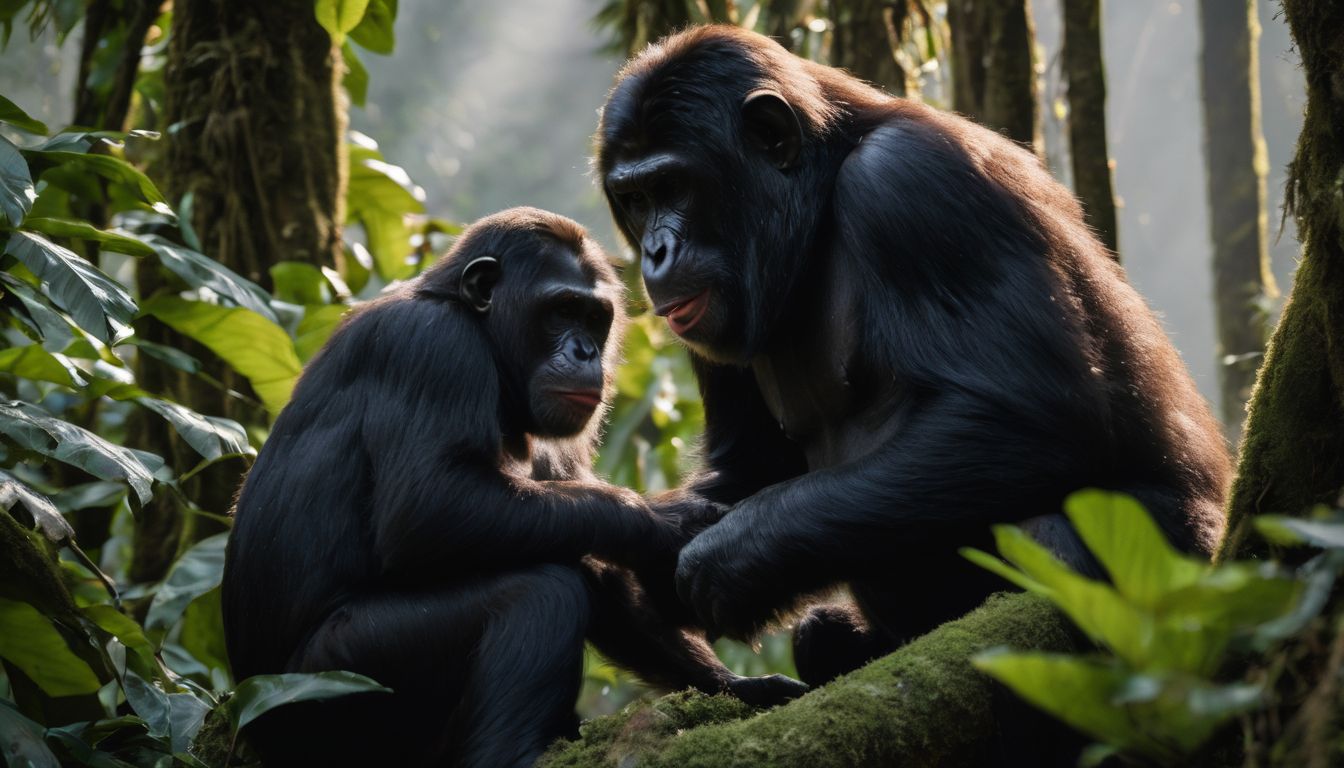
[0,511,79,622]
[541,593,1079,767]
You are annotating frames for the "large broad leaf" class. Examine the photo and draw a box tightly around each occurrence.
[22,149,166,206]
[0,94,48,134]
[0,597,102,696]
[142,295,302,415]
[0,699,59,768]
[228,671,391,731]
[977,524,1150,668]
[5,231,137,343]
[140,234,277,322]
[84,604,162,683]
[294,303,349,363]
[0,344,86,387]
[136,398,253,463]
[976,649,1262,759]
[0,401,160,504]
[315,0,371,44]
[347,140,425,280]
[0,272,75,352]
[1064,490,1208,609]
[21,217,157,257]
[144,533,228,635]
[0,133,35,226]
[270,261,332,305]
[349,0,396,53]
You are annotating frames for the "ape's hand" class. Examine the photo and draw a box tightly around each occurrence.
[675,513,788,641]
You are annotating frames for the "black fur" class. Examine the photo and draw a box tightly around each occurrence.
[598,27,1231,678]
[222,207,803,768]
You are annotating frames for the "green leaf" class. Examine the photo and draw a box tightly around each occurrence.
[141,234,277,322]
[228,671,391,731]
[0,93,48,134]
[145,533,228,635]
[23,149,167,206]
[349,0,396,53]
[5,230,138,343]
[1064,490,1208,608]
[21,217,157,257]
[1,272,76,352]
[0,134,36,226]
[294,303,349,363]
[974,650,1152,757]
[123,670,172,738]
[315,0,371,45]
[987,524,1149,667]
[83,604,161,682]
[346,141,425,280]
[125,337,202,374]
[142,295,302,415]
[0,344,86,388]
[270,261,331,305]
[0,699,59,768]
[0,469,75,544]
[0,596,102,696]
[342,40,369,107]
[1255,512,1344,549]
[136,397,253,463]
[0,401,160,505]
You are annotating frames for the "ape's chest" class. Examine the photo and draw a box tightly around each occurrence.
[751,300,870,468]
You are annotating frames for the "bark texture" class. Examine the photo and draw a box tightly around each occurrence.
[129,0,347,581]
[829,0,913,97]
[1218,0,1344,564]
[1062,0,1118,254]
[1198,0,1278,441]
[947,0,1038,148]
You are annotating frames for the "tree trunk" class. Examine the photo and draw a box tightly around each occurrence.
[540,593,1081,767]
[829,0,913,97]
[1211,4,1344,760]
[129,0,347,581]
[1198,0,1278,442]
[1061,0,1118,255]
[1217,0,1343,565]
[947,0,1039,148]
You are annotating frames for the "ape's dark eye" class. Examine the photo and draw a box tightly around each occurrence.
[618,191,649,215]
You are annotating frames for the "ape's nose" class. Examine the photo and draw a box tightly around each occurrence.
[641,228,678,286]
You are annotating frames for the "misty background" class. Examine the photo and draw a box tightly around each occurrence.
[0,0,1306,417]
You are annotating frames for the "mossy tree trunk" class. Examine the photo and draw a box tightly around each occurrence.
[128,0,348,582]
[540,594,1081,767]
[829,0,914,97]
[947,0,1039,148]
[1210,2,1343,763]
[1062,0,1118,255]
[1217,0,1342,565]
[1198,0,1278,443]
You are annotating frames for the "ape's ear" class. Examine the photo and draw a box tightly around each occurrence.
[459,256,501,314]
[742,89,802,170]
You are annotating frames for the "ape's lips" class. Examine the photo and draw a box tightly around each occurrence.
[555,389,603,410]
[655,290,710,336]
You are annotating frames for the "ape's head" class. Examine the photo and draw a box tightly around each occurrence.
[597,26,843,364]
[427,207,624,438]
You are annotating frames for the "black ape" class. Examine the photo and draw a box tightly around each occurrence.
[222,207,803,768]
[597,27,1231,684]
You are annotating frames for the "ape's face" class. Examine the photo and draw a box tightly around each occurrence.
[518,253,618,438]
[599,56,813,365]
[457,234,621,438]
